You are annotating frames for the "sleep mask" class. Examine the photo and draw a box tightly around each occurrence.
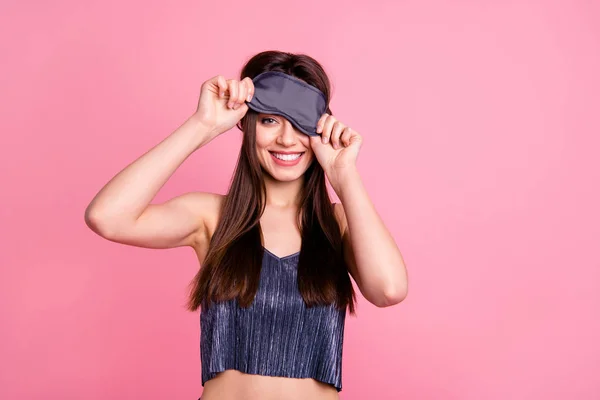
[246,71,327,137]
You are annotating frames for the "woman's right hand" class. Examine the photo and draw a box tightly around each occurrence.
[193,75,254,137]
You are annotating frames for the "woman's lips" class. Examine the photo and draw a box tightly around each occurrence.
[269,151,304,167]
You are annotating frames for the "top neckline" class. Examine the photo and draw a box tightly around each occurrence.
[262,246,301,261]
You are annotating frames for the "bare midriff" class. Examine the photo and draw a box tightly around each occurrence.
[199,369,340,400]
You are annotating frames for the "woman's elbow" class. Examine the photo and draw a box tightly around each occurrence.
[377,285,407,308]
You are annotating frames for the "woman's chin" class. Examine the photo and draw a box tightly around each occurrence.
[273,172,305,182]
[263,166,306,182]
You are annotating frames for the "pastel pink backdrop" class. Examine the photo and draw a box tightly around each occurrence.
[1,0,598,399]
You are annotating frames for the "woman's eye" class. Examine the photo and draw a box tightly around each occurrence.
[261,117,277,124]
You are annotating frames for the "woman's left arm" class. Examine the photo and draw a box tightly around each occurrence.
[332,168,408,308]
[310,113,408,308]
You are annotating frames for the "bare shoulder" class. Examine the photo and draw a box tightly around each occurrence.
[188,192,224,262]
[184,191,224,214]
[187,191,224,240]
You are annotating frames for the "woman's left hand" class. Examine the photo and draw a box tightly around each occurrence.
[309,113,363,185]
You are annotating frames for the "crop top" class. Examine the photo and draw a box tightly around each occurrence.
[199,246,347,392]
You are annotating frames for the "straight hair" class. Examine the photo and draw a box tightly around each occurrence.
[186,50,356,315]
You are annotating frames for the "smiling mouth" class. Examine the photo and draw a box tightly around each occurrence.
[269,151,305,161]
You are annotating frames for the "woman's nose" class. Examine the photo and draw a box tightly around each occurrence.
[277,121,299,145]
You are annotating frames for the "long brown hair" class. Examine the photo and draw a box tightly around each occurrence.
[186,50,356,315]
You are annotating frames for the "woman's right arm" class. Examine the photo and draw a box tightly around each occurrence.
[84,116,219,249]
[84,75,254,250]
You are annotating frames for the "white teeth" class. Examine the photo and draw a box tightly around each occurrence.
[272,152,302,161]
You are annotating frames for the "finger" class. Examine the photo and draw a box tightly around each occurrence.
[217,75,227,98]
[235,80,248,110]
[316,113,328,134]
[243,77,254,102]
[309,134,322,148]
[227,80,238,109]
[349,132,362,148]
[321,115,337,144]
[340,126,353,147]
[330,121,346,149]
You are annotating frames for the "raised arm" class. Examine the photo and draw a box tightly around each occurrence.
[84,75,254,250]
[84,116,218,249]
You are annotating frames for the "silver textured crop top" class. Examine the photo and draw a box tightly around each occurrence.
[199,246,347,392]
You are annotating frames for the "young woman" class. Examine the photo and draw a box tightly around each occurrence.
[85,50,408,400]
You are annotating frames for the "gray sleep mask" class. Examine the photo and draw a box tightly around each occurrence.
[245,71,327,137]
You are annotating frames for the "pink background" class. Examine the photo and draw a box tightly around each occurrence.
[1,0,599,399]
